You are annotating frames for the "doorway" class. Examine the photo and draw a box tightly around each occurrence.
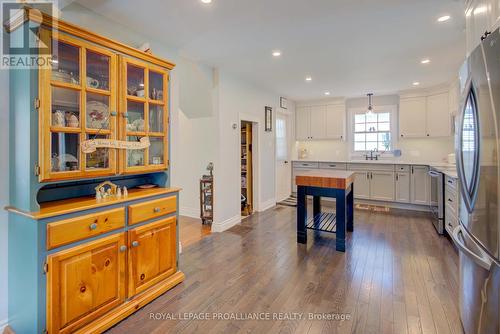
[241,121,253,216]
[275,112,291,202]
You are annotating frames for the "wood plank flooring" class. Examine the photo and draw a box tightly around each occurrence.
[179,216,212,249]
[107,205,462,334]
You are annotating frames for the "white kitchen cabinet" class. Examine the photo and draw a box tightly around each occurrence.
[466,0,500,55]
[395,172,411,203]
[426,93,451,137]
[296,102,345,141]
[309,105,327,140]
[296,107,311,140]
[325,104,345,140]
[370,171,395,201]
[353,171,370,199]
[410,165,430,205]
[399,97,427,138]
[399,92,452,139]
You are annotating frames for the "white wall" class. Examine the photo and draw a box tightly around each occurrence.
[212,70,281,231]
[296,94,455,163]
[0,66,9,330]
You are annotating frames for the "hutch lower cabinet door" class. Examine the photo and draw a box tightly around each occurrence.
[47,233,127,334]
[128,217,177,296]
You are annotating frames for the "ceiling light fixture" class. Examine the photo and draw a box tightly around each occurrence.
[437,15,451,22]
[324,91,331,96]
[305,76,312,82]
[474,6,487,15]
[201,0,212,4]
[421,58,430,64]
[413,81,420,86]
[272,50,281,57]
[366,93,374,116]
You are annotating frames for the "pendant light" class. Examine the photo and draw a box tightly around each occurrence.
[366,93,374,116]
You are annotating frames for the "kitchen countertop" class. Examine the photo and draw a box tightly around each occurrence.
[292,159,458,178]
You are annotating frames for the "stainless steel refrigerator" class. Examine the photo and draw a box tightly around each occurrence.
[453,28,500,334]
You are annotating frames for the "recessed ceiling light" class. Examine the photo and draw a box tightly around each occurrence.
[324,91,331,96]
[437,15,451,22]
[421,58,430,64]
[413,81,420,86]
[272,50,281,57]
[201,0,212,3]
[305,76,312,82]
[474,6,487,15]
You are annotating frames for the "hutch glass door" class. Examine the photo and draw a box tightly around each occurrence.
[40,31,117,181]
[121,57,168,173]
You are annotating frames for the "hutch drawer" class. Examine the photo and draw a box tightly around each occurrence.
[47,207,125,250]
[128,195,177,225]
[318,162,347,170]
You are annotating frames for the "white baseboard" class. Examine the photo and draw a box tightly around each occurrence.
[258,198,276,212]
[0,319,8,333]
[211,215,241,233]
[179,206,199,219]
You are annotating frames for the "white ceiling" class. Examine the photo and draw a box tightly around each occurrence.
[75,0,466,101]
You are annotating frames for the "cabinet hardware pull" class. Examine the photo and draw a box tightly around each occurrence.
[448,198,453,202]
[132,241,139,247]
[110,111,117,116]
[396,173,399,181]
[154,207,161,213]
[89,223,98,230]
[119,245,127,252]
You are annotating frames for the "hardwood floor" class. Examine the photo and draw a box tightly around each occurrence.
[107,205,462,334]
[179,216,212,249]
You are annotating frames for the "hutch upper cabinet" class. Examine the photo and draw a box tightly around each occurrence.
[5,8,183,334]
[40,31,119,181]
[120,57,169,174]
[38,30,170,182]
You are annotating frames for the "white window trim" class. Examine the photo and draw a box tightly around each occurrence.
[347,105,398,158]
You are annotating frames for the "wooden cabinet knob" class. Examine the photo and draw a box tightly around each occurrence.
[140,273,145,280]
[80,286,86,293]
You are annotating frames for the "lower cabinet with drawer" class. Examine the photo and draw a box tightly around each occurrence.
[6,188,184,334]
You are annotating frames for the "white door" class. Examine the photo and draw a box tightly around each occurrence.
[325,104,345,140]
[353,171,370,199]
[411,165,430,205]
[309,105,327,140]
[395,172,411,203]
[276,112,291,201]
[370,171,395,201]
[426,93,451,137]
[399,97,427,138]
[295,106,310,140]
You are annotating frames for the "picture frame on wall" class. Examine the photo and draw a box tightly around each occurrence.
[280,97,288,109]
[265,106,272,132]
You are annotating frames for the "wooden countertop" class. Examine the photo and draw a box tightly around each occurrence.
[295,170,355,189]
[5,187,181,220]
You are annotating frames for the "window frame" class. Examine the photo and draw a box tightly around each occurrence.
[348,105,397,157]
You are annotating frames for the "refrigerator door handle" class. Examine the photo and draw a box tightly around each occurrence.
[452,225,492,270]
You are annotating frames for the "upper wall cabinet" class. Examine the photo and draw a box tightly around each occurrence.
[399,91,451,139]
[296,103,345,141]
[37,29,172,182]
[466,0,500,55]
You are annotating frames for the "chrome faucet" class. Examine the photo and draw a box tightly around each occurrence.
[365,149,380,161]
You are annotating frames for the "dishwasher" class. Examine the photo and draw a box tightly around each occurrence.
[428,168,444,234]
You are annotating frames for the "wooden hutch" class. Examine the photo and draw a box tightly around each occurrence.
[5,8,184,334]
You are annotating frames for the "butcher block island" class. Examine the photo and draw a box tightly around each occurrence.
[5,9,183,334]
[296,170,355,252]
